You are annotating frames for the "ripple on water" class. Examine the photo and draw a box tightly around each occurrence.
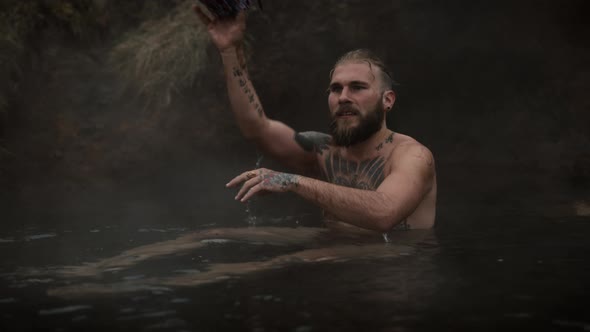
[170,298,190,304]
[200,238,233,244]
[25,233,57,241]
[118,310,176,321]
[122,274,145,281]
[39,305,92,316]
[146,318,187,330]
[173,269,201,274]
[552,319,590,330]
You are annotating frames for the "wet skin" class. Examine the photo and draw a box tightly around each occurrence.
[226,61,437,232]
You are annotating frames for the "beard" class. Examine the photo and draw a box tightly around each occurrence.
[329,102,385,147]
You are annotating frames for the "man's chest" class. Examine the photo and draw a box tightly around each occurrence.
[318,151,391,190]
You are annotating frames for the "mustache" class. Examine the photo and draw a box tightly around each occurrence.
[334,105,360,117]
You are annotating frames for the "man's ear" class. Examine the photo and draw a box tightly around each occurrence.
[383,90,396,111]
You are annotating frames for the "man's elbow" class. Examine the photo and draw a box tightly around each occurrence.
[239,118,271,141]
[373,221,394,233]
[372,208,406,233]
[240,125,262,140]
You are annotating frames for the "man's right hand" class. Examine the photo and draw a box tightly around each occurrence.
[193,5,246,53]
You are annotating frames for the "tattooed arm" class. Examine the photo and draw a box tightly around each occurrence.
[228,144,435,232]
[299,144,435,232]
[194,9,321,173]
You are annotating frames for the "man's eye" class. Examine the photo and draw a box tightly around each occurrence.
[328,86,342,93]
[350,85,365,90]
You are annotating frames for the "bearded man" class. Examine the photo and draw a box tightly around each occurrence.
[195,10,437,234]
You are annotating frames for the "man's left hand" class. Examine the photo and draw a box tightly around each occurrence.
[226,168,300,202]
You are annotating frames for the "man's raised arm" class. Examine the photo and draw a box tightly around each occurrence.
[193,8,318,172]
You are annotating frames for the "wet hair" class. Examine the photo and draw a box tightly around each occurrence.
[330,49,398,91]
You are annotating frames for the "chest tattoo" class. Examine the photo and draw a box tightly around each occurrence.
[323,152,386,190]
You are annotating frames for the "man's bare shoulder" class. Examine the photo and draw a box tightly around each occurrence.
[391,133,435,170]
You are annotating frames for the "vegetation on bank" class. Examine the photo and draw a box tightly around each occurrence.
[0,0,588,186]
[109,1,211,108]
[1,0,97,112]
[0,0,183,160]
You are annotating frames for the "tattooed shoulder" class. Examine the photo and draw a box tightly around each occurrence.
[294,131,332,155]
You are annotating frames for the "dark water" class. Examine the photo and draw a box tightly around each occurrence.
[1,0,588,330]
[1,169,589,332]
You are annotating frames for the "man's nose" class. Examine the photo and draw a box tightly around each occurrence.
[338,87,352,104]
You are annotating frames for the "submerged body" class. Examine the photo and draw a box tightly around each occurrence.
[43,226,435,298]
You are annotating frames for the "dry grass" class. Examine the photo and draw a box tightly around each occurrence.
[109,0,211,108]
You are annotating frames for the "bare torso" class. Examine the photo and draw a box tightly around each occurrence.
[315,131,437,232]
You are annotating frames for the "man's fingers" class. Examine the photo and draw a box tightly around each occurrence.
[225,176,241,188]
[226,171,250,188]
[241,183,262,202]
[226,169,268,202]
[235,178,251,199]
[235,176,261,201]
[226,170,259,187]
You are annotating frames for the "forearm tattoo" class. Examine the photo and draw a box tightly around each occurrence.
[294,131,331,155]
[262,173,299,190]
[232,66,264,117]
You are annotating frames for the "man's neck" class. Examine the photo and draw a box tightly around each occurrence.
[339,126,392,160]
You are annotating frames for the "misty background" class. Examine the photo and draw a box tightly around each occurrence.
[0,0,588,232]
